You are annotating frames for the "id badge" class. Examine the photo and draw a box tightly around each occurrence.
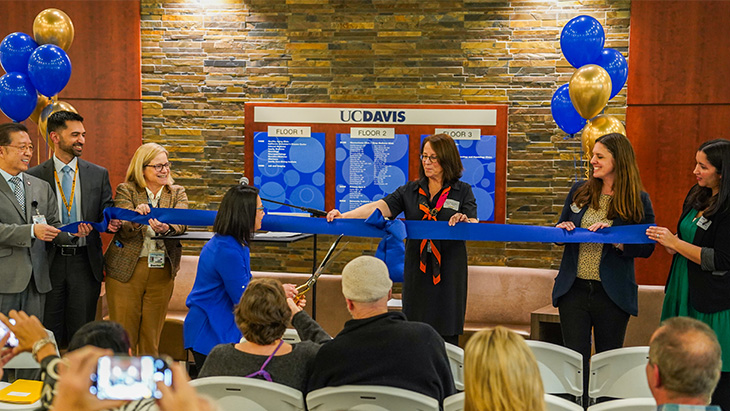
[148,251,165,268]
[32,214,47,224]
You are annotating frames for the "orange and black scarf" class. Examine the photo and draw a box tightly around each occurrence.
[418,186,451,285]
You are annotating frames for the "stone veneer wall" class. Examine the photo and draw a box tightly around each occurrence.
[141,0,630,274]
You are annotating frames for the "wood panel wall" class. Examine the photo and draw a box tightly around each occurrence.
[0,0,141,191]
[628,0,730,284]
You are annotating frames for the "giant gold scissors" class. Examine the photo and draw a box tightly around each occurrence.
[294,234,346,301]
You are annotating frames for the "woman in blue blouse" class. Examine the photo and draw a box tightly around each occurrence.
[184,184,297,371]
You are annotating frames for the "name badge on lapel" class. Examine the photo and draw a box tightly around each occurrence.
[443,199,460,211]
[696,216,712,230]
[570,203,582,214]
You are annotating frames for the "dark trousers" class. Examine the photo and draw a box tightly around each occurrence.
[713,372,730,410]
[558,278,630,406]
[192,350,208,376]
[0,278,45,321]
[43,247,101,348]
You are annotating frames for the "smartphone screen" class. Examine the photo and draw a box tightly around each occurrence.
[0,319,19,348]
[90,356,172,400]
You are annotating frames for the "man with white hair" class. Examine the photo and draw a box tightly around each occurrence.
[307,255,456,403]
[646,316,722,410]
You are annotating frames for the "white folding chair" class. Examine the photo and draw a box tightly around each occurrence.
[525,340,583,403]
[545,393,584,411]
[444,342,464,391]
[589,346,652,400]
[586,397,657,411]
[306,385,439,411]
[190,376,305,411]
[443,392,464,411]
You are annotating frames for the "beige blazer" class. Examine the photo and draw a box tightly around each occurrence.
[104,182,188,282]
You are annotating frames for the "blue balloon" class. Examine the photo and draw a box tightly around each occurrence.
[551,84,586,135]
[596,48,628,99]
[27,44,72,97]
[0,32,38,74]
[0,72,38,122]
[560,15,605,68]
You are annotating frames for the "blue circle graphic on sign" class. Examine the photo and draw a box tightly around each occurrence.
[255,147,284,178]
[260,182,287,211]
[291,185,324,209]
[459,139,474,149]
[476,136,496,157]
[377,166,406,193]
[473,187,494,221]
[284,170,300,187]
[336,147,347,161]
[481,178,491,188]
[290,137,325,173]
[460,158,484,185]
[385,134,409,162]
[343,155,375,187]
[313,172,325,186]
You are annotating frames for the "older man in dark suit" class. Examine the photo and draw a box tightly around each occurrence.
[27,111,120,347]
[0,123,64,319]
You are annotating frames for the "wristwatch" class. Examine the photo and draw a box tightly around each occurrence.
[32,337,56,363]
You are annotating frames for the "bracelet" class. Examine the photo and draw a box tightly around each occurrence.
[32,337,55,363]
[163,227,175,236]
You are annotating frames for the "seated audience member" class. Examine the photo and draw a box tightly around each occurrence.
[307,256,456,403]
[0,311,212,411]
[647,316,723,410]
[199,278,330,392]
[464,326,545,411]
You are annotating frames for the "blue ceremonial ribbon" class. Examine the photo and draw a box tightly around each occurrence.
[61,207,654,244]
[61,207,654,282]
[365,209,406,282]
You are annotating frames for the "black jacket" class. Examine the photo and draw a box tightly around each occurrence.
[307,311,456,403]
[552,181,655,316]
[674,186,730,313]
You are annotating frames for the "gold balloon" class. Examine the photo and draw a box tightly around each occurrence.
[569,64,612,120]
[581,114,626,156]
[29,94,51,124]
[33,8,75,51]
[38,100,78,150]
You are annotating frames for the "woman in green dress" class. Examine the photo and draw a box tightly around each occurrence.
[647,139,730,408]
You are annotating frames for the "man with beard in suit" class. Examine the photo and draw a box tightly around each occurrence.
[27,111,120,347]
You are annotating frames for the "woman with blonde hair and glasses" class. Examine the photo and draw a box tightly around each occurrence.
[105,142,187,355]
[464,326,545,411]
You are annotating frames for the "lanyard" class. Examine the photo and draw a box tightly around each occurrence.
[53,162,78,219]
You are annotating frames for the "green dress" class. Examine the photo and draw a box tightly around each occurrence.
[661,208,730,371]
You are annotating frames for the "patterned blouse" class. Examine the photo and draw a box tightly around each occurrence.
[577,194,613,281]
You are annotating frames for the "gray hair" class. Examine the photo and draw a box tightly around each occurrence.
[649,316,722,402]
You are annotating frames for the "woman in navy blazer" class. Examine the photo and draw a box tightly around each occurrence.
[648,139,730,408]
[184,184,299,372]
[553,133,655,404]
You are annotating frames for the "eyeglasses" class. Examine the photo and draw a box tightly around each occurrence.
[3,144,34,153]
[420,154,439,163]
[144,162,172,172]
[256,206,265,212]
